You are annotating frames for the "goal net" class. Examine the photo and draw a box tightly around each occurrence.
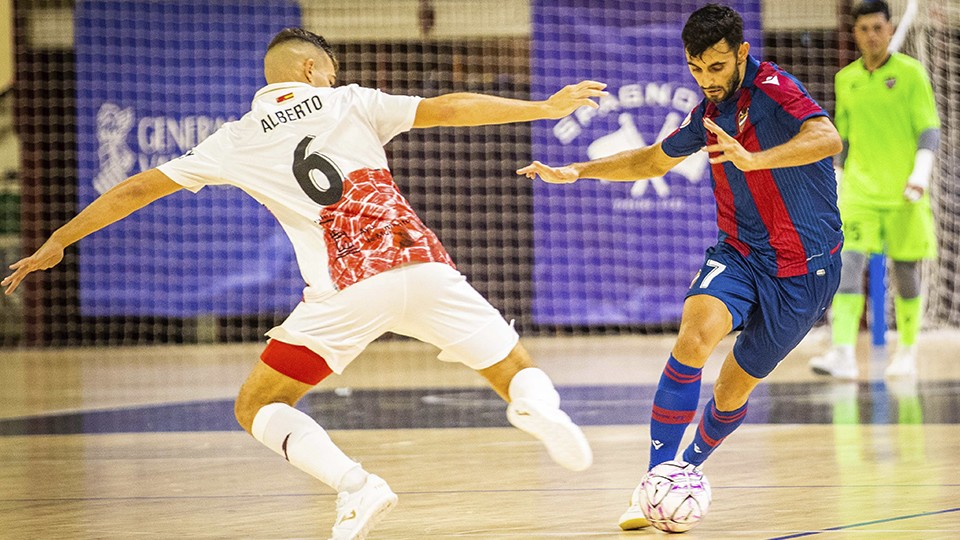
[908,1,960,326]
[2,0,957,348]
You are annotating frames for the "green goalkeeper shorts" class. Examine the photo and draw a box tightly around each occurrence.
[839,199,937,260]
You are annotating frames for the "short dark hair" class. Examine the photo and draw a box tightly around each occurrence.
[681,4,744,58]
[267,27,339,71]
[852,1,890,22]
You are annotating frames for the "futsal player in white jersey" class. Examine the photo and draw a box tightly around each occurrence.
[3,28,607,540]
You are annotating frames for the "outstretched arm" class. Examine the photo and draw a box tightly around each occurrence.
[516,142,686,184]
[704,116,842,171]
[412,81,607,128]
[2,169,182,294]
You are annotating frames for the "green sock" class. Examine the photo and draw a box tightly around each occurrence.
[831,293,865,347]
[895,296,922,347]
[832,389,859,425]
[898,396,923,424]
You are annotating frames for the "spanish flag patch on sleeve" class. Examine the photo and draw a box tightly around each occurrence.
[276,92,295,103]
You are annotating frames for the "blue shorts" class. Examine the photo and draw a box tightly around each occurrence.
[685,243,841,379]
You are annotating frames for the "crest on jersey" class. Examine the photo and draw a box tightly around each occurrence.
[885,77,897,89]
[737,108,749,132]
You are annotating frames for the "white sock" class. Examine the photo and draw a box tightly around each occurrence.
[337,465,369,493]
[508,367,560,408]
[251,403,368,492]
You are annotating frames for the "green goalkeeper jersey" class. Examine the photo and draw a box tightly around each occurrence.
[834,52,940,208]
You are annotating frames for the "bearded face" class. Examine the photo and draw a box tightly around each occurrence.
[686,41,748,104]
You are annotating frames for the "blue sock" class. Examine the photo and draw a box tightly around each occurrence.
[649,355,702,469]
[682,398,748,466]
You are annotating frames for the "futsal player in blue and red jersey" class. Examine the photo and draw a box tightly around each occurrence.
[518,4,843,529]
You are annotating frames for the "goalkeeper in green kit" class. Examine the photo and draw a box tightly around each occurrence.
[809,0,940,380]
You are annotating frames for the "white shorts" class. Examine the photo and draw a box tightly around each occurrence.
[266,262,519,374]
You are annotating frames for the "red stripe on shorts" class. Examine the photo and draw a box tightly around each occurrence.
[260,340,333,385]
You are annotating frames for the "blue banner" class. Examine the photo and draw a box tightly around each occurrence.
[531,0,762,325]
[76,1,301,316]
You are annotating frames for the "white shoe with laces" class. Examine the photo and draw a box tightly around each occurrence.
[809,347,858,380]
[507,397,593,472]
[329,474,397,540]
[884,346,917,379]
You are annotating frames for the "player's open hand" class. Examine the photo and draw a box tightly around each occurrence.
[2,238,66,295]
[703,117,758,171]
[516,161,579,184]
[543,81,608,119]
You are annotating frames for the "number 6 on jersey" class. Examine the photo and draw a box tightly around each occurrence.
[293,135,344,206]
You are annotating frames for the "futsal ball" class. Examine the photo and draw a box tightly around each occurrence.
[636,460,711,533]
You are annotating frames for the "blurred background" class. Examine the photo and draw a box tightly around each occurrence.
[0,0,956,349]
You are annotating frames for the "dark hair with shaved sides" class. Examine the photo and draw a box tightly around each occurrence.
[267,27,339,72]
[681,3,744,58]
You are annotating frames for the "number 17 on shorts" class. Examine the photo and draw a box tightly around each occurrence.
[690,259,727,289]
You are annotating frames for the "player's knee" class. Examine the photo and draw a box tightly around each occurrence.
[837,251,867,294]
[674,328,720,365]
[234,384,287,434]
[675,296,731,364]
[234,373,305,434]
[892,260,922,299]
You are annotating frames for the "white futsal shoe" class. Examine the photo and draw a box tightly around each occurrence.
[329,474,397,540]
[884,346,917,379]
[507,397,593,471]
[809,346,858,380]
[618,481,652,530]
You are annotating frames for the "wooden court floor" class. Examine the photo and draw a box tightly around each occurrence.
[1,331,959,539]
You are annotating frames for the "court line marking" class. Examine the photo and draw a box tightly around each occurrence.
[767,507,960,539]
[4,494,957,538]
[4,488,960,504]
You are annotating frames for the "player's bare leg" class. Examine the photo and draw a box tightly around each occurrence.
[476,341,535,401]
[621,295,732,530]
[712,351,762,410]
[673,295,734,369]
[236,345,397,540]
[235,360,313,433]
[478,342,593,471]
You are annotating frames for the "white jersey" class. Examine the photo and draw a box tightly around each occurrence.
[158,82,454,302]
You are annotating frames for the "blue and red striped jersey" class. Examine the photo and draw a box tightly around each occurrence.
[662,55,842,278]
